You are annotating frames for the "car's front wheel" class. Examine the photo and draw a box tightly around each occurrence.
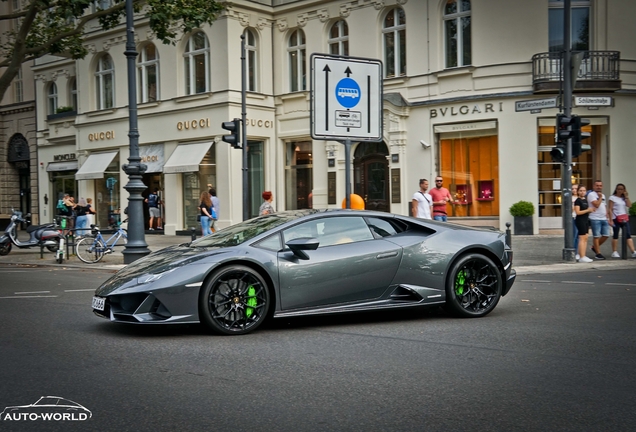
[445,253,502,318]
[199,265,270,335]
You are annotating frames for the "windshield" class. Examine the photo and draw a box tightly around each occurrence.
[191,210,321,248]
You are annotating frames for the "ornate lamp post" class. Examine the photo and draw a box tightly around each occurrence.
[121,0,150,264]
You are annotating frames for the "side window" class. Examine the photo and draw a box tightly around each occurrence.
[283,217,374,248]
[366,217,399,238]
[254,234,282,252]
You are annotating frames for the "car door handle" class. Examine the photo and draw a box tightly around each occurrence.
[376,251,398,259]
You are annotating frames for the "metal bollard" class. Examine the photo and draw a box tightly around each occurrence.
[190,227,196,241]
[621,223,628,260]
[505,222,512,248]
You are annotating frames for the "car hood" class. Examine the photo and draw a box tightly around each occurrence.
[96,244,232,295]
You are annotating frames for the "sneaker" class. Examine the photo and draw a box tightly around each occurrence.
[149,228,154,231]
[611,251,620,258]
[575,254,580,260]
[595,254,606,260]
[578,256,593,263]
[156,227,163,230]
[632,251,636,258]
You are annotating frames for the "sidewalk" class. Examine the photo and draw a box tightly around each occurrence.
[1,232,634,275]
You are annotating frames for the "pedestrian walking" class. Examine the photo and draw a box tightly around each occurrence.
[574,185,594,263]
[145,188,162,230]
[587,180,610,260]
[608,183,636,258]
[198,191,213,236]
[74,198,89,237]
[429,176,453,221]
[209,188,220,233]
[259,191,275,216]
[412,179,433,219]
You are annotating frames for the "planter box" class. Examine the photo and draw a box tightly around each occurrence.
[514,216,533,235]
[46,111,77,121]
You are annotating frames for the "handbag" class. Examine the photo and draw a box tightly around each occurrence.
[210,207,218,220]
[616,214,629,223]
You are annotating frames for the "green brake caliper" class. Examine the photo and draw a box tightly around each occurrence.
[245,285,257,318]
[455,270,467,296]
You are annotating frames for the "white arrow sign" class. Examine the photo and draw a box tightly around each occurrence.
[310,54,383,142]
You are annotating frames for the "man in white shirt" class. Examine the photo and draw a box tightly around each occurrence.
[412,179,433,219]
[587,180,610,260]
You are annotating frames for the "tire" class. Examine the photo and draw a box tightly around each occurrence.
[0,241,12,256]
[445,253,503,318]
[199,265,270,335]
[47,245,59,253]
[75,237,106,264]
[56,252,63,264]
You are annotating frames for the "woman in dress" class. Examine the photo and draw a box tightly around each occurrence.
[608,183,636,258]
[198,191,213,236]
[574,186,594,262]
[259,191,275,216]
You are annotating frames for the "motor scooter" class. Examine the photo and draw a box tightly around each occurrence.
[0,210,64,262]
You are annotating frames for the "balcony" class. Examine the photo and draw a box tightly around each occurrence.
[532,51,621,93]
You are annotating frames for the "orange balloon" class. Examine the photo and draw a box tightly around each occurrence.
[341,194,365,210]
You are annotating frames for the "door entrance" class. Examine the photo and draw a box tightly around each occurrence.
[353,142,390,212]
[142,173,163,230]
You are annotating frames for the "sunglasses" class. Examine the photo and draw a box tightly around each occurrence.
[435,180,443,182]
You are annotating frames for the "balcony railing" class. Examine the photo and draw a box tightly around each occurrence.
[532,51,621,93]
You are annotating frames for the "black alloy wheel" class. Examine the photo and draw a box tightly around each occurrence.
[445,253,502,318]
[199,265,270,335]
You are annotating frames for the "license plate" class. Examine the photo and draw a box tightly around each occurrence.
[92,296,105,311]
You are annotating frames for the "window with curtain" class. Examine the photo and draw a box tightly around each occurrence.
[444,0,471,68]
[95,54,114,109]
[383,8,406,78]
[288,29,306,92]
[138,43,159,102]
[184,32,210,95]
[328,20,349,56]
[244,29,258,92]
[48,82,58,114]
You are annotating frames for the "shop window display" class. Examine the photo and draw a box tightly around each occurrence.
[95,157,120,228]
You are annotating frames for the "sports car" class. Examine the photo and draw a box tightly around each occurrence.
[92,209,516,335]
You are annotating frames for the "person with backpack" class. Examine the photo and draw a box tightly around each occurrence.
[145,188,162,230]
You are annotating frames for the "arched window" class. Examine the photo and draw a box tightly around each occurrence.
[328,20,349,56]
[69,78,77,111]
[383,8,406,78]
[183,32,210,95]
[288,29,306,92]
[244,29,258,92]
[95,54,114,109]
[138,43,159,102]
[48,82,58,114]
[444,0,471,68]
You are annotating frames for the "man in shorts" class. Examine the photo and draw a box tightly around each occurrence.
[587,180,609,260]
[429,176,453,221]
[145,188,162,230]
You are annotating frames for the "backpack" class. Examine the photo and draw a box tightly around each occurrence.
[57,199,66,210]
[147,193,158,207]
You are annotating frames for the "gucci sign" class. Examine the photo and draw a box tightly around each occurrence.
[88,131,115,141]
[177,119,211,131]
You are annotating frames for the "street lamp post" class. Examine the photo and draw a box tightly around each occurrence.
[121,0,150,264]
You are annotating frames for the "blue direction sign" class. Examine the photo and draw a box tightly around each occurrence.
[311,54,383,142]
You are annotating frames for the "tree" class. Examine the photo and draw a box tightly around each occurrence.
[0,0,226,102]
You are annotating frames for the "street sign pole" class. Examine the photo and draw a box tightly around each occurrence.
[342,139,352,209]
[241,34,248,221]
[562,0,575,262]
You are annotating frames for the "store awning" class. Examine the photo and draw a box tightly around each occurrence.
[75,151,118,180]
[163,142,213,174]
[46,161,78,172]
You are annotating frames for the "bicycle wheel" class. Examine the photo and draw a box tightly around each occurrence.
[75,237,106,263]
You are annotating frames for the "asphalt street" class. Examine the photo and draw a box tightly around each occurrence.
[1,266,635,431]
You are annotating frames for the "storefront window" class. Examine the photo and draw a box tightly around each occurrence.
[248,141,264,218]
[537,124,592,217]
[52,171,77,214]
[439,136,499,217]
[182,147,216,228]
[285,141,313,210]
[95,157,120,228]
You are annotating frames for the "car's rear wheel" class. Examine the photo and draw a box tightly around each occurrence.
[199,265,270,335]
[445,253,502,318]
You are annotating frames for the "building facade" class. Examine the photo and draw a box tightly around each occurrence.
[33,0,636,235]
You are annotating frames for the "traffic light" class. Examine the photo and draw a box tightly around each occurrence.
[221,118,242,149]
[572,116,591,157]
[551,114,571,162]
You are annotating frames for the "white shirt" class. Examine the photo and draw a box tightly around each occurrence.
[412,191,433,219]
[587,191,608,221]
[609,195,628,218]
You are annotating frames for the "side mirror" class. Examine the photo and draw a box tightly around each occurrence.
[286,237,319,260]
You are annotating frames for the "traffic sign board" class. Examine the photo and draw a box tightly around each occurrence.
[515,97,558,112]
[311,54,383,142]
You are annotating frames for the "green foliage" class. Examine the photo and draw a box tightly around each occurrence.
[509,201,535,217]
[55,106,75,113]
[629,202,636,217]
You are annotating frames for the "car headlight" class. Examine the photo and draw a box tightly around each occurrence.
[136,268,176,284]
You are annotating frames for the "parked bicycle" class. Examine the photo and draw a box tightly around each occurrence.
[75,222,128,264]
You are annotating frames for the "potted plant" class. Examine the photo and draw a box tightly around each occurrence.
[509,200,535,235]
[628,202,636,235]
[47,106,77,121]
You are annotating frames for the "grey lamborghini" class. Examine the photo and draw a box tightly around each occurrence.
[92,209,516,335]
